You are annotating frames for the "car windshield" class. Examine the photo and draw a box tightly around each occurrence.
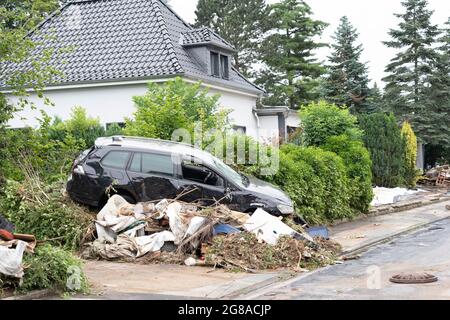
[211,157,247,188]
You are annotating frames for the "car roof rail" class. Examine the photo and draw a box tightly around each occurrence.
[96,135,197,149]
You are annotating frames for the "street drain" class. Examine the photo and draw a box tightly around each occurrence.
[389,272,438,284]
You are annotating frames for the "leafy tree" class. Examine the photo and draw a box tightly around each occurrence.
[359,113,406,188]
[299,100,362,147]
[323,16,372,114]
[194,0,267,76]
[255,0,328,109]
[0,0,60,181]
[124,78,230,143]
[382,0,440,137]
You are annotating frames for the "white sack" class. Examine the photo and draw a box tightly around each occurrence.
[243,209,297,245]
[134,231,176,257]
[0,240,27,278]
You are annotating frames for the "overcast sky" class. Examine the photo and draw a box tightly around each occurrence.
[169,0,449,87]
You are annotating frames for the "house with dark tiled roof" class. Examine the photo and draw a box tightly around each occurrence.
[2,0,299,142]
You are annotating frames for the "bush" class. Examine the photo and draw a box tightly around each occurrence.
[124,77,230,143]
[324,135,373,212]
[47,106,105,148]
[299,100,362,147]
[0,125,83,184]
[20,245,88,294]
[1,178,94,251]
[359,113,406,188]
[401,121,419,187]
[266,144,354,224]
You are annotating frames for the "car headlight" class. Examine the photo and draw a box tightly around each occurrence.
[277,204,294,214]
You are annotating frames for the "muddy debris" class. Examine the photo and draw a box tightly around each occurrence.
[82,194,341,273]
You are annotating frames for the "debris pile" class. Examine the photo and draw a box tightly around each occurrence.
[81,194,341,272]
[420,165,450,187]
[206,233,341,272]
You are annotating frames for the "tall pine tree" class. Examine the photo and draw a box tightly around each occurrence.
[422,18,450,162]
[382,0,440,134]
[323,16,372,114]
[255,0,328,109]
[194,0,267,76]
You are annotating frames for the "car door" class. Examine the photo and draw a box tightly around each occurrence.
[126,151,179,202]
[98,149,132,191]
[179,158,228,206]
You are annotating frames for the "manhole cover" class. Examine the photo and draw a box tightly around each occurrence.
[390,272,438,284]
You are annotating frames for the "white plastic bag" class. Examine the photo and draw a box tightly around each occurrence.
[0,240,27,278]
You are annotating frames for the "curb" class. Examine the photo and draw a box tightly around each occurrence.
[1,289,56,300]
[220,271,297,300]
[340,214,450,257]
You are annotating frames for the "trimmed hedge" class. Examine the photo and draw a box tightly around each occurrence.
[261,144,356,224]
[324,135,373,213]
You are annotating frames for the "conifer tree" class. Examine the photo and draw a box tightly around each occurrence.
[383,0,440,132]
[194,0,267,76]
[323,16,372,114]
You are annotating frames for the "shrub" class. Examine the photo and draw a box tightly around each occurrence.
[299,100,362,147]
[105,123,123,136]
[266,144,354,224]
[47,107,105,147]
[1,178,94,251]
[324,135,373,212]
[401,121,419,187]
[124,77,230,143]
[20,245,88,294]
[0,124,84,184]
[359,113,406,188]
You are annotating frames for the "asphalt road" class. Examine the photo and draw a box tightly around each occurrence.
[243,218,450,300]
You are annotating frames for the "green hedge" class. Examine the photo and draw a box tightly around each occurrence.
[359,113,406,188]
[263,144,355,224]
[323,135,373,213]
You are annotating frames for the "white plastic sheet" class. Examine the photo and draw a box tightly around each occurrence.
[0,240,27,278]
[243,209,299,245]
[134,231,176,257]
[371,187,422,207]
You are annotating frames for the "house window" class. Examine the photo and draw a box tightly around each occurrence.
[220,55,229,79]
[232,125,246,134]
[210,51,230,79]
[210,52,220,77]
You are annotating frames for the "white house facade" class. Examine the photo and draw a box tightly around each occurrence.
[2,0,300,142]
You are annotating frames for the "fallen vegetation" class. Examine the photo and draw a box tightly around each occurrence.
[206,233,341,272]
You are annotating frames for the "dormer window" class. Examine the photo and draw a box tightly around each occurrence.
[210,51,229,80]
[220,55,229,79]
[211,52,220,77]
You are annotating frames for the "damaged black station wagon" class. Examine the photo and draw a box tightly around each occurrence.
[67,136,295,217]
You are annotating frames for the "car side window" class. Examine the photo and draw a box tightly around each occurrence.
[129,153,142,172]
[101,151,130,169]
[181,160,224,187]
[139,153,174,176]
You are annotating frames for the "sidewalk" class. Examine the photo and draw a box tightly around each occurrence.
[330,199,450,254]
